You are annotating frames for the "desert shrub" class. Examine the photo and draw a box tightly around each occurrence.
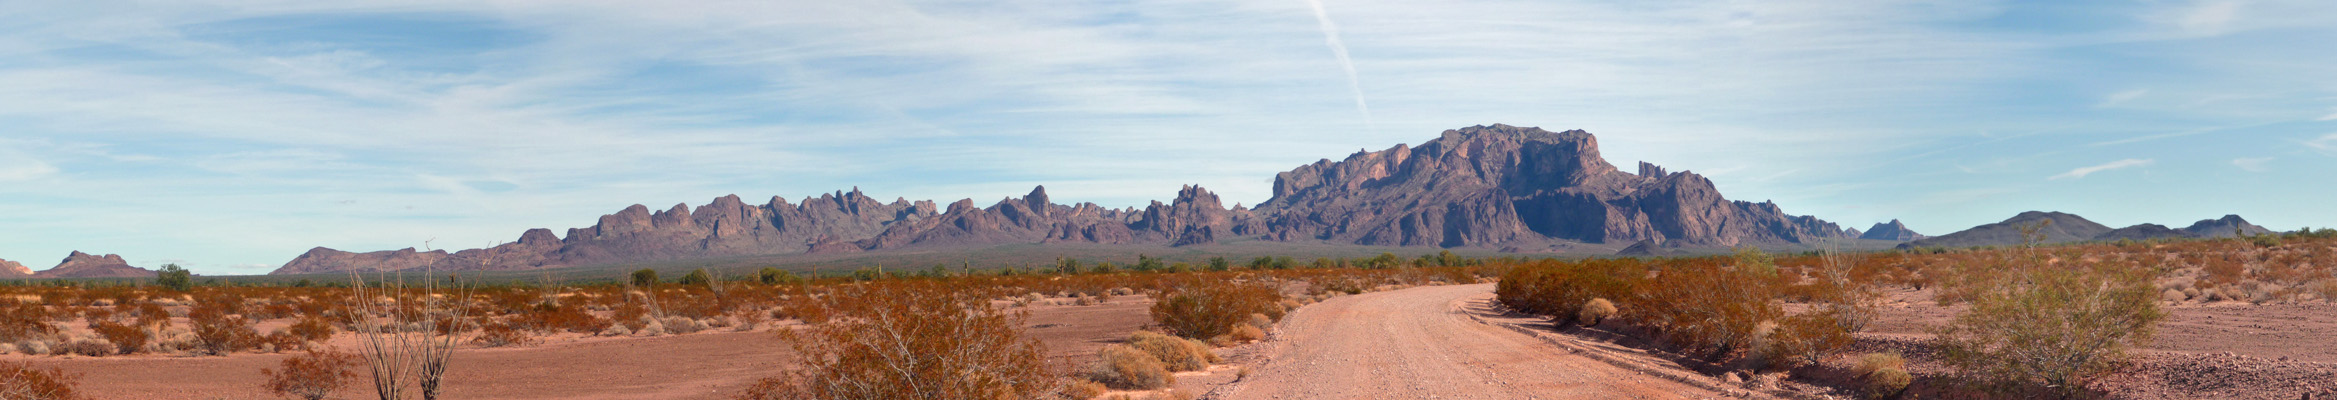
[739,282,1052,400]
[155,264,193,292]
[90,321,148,355]
[514,303,611,334]
[757,268,800,286]
[1,299,57,343]
[1865,368,1912,399]
[63,339,112,357]
[1852,352,1907,378]
[1064,379,1107,399]
[0,361,83,400]
[1088,344,1173,390]
[1150,279,1284,340]
[1127,331,1218,372]
[1228,324,1266,343]
[472,322,535,348]
[288,316,335,342]
[1933,254,2163,397]
[1576,298,1616,326]
[678,268,713,286]
[631,269,659,287]
[262,349,358,400]
[189,302,259,355]
[261,331,306,352]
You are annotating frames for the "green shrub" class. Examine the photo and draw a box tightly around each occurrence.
[630,269,659,287]
[155,264,192,292]
[678,269,712,286]
[757,268,799,285]
[1932,254,2163,397]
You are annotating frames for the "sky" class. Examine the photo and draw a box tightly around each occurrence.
[2,0,2334,274]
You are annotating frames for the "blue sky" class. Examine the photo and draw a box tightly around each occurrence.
[2,0,2333,274]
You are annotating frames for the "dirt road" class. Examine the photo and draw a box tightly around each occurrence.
[1221,283,1719,400]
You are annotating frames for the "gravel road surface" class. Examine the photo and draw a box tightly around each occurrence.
[1222,283,1719,400]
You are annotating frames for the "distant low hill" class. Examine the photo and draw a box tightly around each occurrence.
[1901,212,2271,249]
[0,251,158,279]
[1857,220,1927,241]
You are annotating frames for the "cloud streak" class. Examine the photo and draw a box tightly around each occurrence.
[2050,159,2156,180]
[1303,0,1370,129]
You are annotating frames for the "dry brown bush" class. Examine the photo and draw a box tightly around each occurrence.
[1127,331,1218,372]
[1088,344,1173,390]
[471,322,534,348]
[739,282,1052,400]
[1228,324,1265,343]
[1852,352,1906,378]
[1149,278,1283,340]
[288,316,335,342]
[189,303,260,356]
[1576,298,1616,326]
[1,299,57,343]
[1,360,83,400]
[1864,368,1912,400]
[262,349,359,400]
[1063,379,1107,399]
[90,321,148,355]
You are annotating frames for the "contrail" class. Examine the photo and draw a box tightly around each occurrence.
[1304,0,1371,129]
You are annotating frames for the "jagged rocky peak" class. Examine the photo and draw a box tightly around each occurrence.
[1859,219,1927,241]
[1256,124,1844,248]
[1638,162,1668,179]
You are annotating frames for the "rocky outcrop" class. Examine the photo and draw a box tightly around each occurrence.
[275,247,448,275]
[1858,220,1927,241]
[1903,212,2275,249]
[2093,224,2194,242]
[0,258,30,277]
[1253,124,1846,247]
[272,124,1852,274]
[35,251,158,278]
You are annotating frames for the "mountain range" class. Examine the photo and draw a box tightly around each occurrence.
[1900,212,2271,249]
[270,124,1858,275]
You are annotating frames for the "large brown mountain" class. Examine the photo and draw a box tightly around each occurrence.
[271,124,1850,274]
[1249,124,1846,247]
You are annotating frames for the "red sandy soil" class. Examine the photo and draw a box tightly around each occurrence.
[1218,283,1722,399]
[9,298,1160,400]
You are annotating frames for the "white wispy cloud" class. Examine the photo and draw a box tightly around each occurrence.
[2050,159,2156,180]
[2319,109,2337,121]
[2309,133,2337,155]
[0,1,2331,272]
[2097,89,2149,108]
[2231,157,2273,172]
